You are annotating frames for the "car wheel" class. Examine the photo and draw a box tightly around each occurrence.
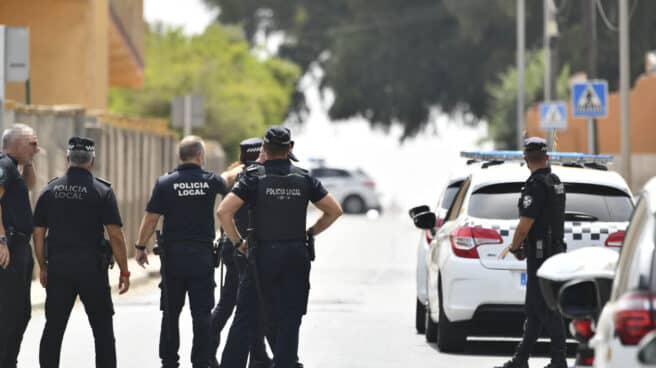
[342,195,366,214]
[416,299,426,334]
[425,303,438,342]
[437,276,467,352]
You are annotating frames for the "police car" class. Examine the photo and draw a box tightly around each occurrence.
[411,151,634,353]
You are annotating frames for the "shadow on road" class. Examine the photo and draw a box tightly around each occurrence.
[427,339,578,358]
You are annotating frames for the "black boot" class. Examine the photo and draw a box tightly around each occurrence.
[248,358,273,368]
[493,358,529,368]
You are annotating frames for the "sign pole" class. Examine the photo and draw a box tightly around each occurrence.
[0,26,5,135]
[183,94,192,137]
[587,118,595,154]
[619,0,631,185]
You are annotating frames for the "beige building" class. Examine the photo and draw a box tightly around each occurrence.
[0,0,144,109]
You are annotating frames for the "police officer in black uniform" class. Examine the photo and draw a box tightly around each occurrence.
[210,137,272,368]
[218,126,343,368]
[0,124,39,368]
[33,136,130,368]
[135,135,239,368]
[495,137,567,368]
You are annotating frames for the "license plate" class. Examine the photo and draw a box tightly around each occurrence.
[520,272,527,287]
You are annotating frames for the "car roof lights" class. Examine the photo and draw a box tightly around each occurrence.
[460,150,614,166]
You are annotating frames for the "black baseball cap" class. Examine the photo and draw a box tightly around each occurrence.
[68,136,95,152]
[239,137,262,162]
[523,137,548,153]
[263,126,298,161]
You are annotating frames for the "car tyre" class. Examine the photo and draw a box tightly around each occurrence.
[424,304,438,342]
[437,276,467,353]
[416,299,427,334]
[342,195,366,214]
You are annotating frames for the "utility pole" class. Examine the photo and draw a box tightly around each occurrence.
[517,0,526,150]
[619,0,631,185]
[585,0,599,154]
[544,0,559,150]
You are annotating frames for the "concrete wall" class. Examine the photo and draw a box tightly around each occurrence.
[0,0,145,108]
[3,102,226,259]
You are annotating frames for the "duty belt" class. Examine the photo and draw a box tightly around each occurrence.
[7,227,29,245]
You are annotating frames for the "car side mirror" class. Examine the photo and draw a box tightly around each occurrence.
[557,279,601,320]
[412,211,437,230]
[409,205,430,219]
[638,331,656,365]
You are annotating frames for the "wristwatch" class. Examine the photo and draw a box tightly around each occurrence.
[135,244,146,251]
[0,235,7,245]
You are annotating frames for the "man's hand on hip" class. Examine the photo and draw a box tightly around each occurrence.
[0,243,10,269]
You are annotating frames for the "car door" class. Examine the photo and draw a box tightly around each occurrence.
[428,177,471,316]
[311,168,351,202]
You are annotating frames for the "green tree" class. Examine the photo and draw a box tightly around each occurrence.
[109,23,300,159]
[486,50,570,149]
[203,0,656,143]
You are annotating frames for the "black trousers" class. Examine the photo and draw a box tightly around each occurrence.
[159,243,215,368]
[0,242,33,368]
[221,241,310,368]
[210,251,269,364]
[39,268,116,368]
[514,271,567,366]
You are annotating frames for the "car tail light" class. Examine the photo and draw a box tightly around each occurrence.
[450,226,502,259]
[363,179,376,190]
[614,291,655,345]
[571,319,594,339]
[605,231,625,248]
[577,355,594,366]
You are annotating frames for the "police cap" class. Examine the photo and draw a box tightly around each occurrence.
[239,137,262,163]
[263,126,299,161]
[523,137,548,153]
[68,136,95,152]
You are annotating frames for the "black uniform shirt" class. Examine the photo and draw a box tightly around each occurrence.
[34,167,122,257]
[146,163,228,243]
[0,154,33,236]
[232,159,327,206]
[519,167,551,242]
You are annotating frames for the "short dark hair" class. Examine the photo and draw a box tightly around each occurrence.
[524,151,548,164]
[263,142,289,157]
[178,136,205,161]
[69,150,94,166]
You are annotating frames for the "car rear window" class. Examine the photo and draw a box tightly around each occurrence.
[467,182,633,221]
[439,182,463,211]
[311,168,351,178]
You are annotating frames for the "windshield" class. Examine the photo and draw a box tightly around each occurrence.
[467,182,633,221]
[439,181,463,211]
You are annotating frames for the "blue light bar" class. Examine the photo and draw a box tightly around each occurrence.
[461,150,614,165]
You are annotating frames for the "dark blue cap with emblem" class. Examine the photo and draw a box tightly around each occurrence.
[263,126,299,161]
[68,136,95,152]
[239,137,262,162]
[523,137,548,153]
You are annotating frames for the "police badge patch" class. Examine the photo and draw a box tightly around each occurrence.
[523,195,533,208]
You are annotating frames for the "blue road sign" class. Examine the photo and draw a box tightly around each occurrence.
[539,101,567,130]
[571,80,608,118]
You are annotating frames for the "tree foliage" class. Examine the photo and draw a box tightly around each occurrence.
[109,24,300,159]
[203,0,656,140]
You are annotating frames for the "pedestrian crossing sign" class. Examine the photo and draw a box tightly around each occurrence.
[571,80,608,118]
[539,102,567,131]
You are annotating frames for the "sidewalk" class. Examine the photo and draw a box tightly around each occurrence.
[30,257,162,308]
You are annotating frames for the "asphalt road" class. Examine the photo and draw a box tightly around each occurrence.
[17,212,571,367]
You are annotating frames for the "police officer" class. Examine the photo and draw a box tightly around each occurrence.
[495,137,567,368]
[33,136,130,368]
[218,126,343,368]
[135,135,239,368]
[0,124,40,368]
[210,137,272,368]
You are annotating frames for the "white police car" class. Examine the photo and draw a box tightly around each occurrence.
[411,151,634,353]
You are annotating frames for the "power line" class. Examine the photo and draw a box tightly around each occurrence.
[595,0,639,32]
